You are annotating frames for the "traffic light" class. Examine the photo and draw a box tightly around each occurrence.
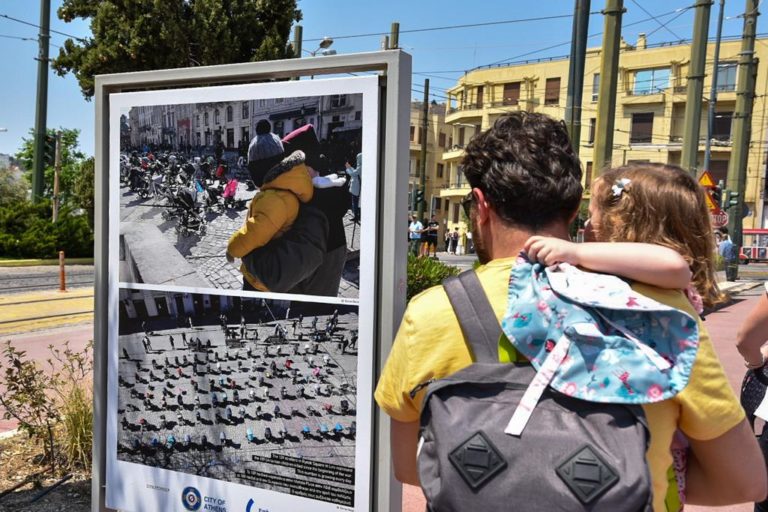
[43,134,56,167]
[415,189,425,205]
[722,189,740,210]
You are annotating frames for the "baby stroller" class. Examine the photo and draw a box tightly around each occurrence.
[222,178,245,209]
[167,187,206,236]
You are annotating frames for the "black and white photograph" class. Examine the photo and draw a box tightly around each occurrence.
[118,93,363,298]
[115,288,359,507]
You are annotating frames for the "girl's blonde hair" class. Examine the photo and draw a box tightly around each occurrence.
[593,163,724,308]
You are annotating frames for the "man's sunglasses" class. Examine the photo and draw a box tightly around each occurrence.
[461,191,474,217]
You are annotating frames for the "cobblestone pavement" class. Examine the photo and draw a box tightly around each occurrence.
[116,310,358,504]
[120,185,360,298]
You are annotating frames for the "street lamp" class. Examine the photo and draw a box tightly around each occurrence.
[0,128,8,133]
[309,38,336,80]
[310,37,336,57]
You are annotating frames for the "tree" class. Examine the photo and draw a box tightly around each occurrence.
[53,0,302,99]
[15,128,88,209]
[0,167,29,207]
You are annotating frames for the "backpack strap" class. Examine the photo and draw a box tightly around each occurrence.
[443,271,501,363]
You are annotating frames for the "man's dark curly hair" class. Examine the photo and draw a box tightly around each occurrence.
[461,112,583,230]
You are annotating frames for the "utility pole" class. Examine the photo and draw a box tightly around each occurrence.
[31,0,51,202]
[52,131,61,222]
[565,0,591,154]
[593,0,624,174]
[390,22,400,50]
[704,0,726,172]
[293,25,302,57]
[726,0,759,281]
[417,79,429,221]
[681,0,713,175]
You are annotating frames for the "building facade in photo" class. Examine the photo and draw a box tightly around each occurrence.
[443,34,768,230]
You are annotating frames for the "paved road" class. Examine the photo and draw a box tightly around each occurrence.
[0,264,94,294]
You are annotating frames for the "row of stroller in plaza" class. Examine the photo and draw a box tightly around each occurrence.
[119,420,358,456]
[120,151,249,236]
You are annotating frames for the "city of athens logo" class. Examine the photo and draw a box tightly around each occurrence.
[182,486,202,511]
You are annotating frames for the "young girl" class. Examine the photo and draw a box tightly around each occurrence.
[525,163,724,314]
[524,162,725,511]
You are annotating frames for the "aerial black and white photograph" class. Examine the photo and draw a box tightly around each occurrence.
[117,92,364,299]
[115,288,359,506]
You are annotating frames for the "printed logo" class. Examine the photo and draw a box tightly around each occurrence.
[182,486,202,511]
[245,499,267,512]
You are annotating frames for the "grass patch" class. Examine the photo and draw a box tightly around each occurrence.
[0,257,94,267]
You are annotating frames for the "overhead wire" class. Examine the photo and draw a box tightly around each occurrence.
[0,12,87,42]
[628,0,684,40]
[303,13,600,43]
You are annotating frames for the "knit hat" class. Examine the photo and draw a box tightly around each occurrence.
[247,119,284,186]
[282,124,324,172]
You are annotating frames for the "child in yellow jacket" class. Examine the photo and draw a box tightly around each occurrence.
[227,120,314,291]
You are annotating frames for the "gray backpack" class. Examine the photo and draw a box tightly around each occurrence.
[415,271,654,512]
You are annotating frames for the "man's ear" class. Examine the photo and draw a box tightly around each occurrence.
[567,206,579,224]
[473,188,491,225]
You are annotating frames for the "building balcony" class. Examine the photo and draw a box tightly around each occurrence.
[442,145,465,161]
[445,106,483,124]
[621,89,667,105]
[666,135,733,150]
[487,100,522,115]
[439,182,471,198]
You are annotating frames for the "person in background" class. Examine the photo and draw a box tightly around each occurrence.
[719,227,739,282]
[408,215,423,257]
[345,153,362,223]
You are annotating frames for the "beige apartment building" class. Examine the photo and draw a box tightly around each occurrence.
[442,34,768,231]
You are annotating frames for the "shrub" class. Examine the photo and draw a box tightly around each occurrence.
[0,200,93,258]
[407,254,460,301]
[0,340,93,474]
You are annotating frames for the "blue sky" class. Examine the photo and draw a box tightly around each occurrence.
[0,0,758,157]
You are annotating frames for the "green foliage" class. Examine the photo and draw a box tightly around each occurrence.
[0,167,29,207]
[0,342,60,463]
[407,254,460,301]
[0,200,93,259]
[53,0,302,98]
[48,341,93,472]
[15,128,88,208]
[569,199,590,240]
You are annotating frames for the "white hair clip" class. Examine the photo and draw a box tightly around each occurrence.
[611,178,631,197]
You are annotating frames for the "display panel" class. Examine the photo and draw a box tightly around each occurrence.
[106,76,379,512]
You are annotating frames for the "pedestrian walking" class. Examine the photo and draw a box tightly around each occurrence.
[408,215,424,256]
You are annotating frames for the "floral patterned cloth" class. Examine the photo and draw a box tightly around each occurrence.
[501,255,701,405]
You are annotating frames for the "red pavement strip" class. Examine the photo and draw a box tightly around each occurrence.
[402,293,764,512]
[0,323,93,434]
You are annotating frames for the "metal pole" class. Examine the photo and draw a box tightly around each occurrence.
[52,131,61,222]
[704,0,726,172]
[390,22,400,50]
[681,0,713,175]
[593,0,624,174]
[31,0,51,202]
[293,25,302,58]
[726,0,760,280]
[58,250,65,292]
[565,0,591,154]
[418,79,429,221]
